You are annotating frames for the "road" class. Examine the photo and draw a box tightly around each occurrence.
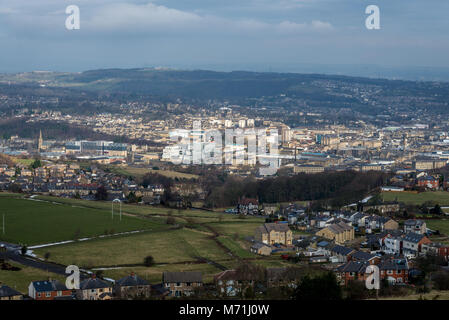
[1,250,90,280]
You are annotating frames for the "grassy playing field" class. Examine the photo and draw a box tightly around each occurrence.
[0,197,165,245]
[34,195,234,222]
[382,191,449,206]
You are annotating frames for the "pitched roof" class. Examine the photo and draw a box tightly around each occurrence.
[79,277,111,290]
[330,245,354,256]
[335,261,370,273]
[379,259,408,271]
[163,272,202,283]
[380,229,404,238]
[116,274,150,287]
[31,280,68,292]
[351,251,377,261]
[404,219,425,227]
[326,222,353,234]
[258,223,291,234]
[403,232,427,243]
[0,285,22,298]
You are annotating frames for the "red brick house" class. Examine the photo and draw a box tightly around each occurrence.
[28,280,73,300]
[379,259,409,284]
[335,261,370,285]
[417,176,439,190]
[335,258,409,285]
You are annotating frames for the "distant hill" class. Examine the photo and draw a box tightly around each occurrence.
[1,68,449,116]
[52,68,405,99]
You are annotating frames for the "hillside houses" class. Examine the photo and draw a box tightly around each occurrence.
[237,198,259,215]
[0,162,165,203]
[254,223,293,246]
[403,219,427,234]
[163,271,203,297]
[77,276,113,300]
[349,212,399,232]
[28,280,73,300]
[380,230,432,258]
[315,222,354,244]
[336,257,409,286]
[114,273,152,299]
[0,285,23,300]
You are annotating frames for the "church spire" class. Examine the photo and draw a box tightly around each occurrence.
[38,130,43,152]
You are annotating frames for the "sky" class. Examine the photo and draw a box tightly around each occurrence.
[0,0,449,77]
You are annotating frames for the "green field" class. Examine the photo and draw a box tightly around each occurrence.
[206,220,265,238]
[34,228,232,268]
[217,236,257,258]
[425,219,449,235]
[0,193,277,285]
[0,197,165,245]
[0,261,66,294]
[34,195,232,221]
[382,191,449,206]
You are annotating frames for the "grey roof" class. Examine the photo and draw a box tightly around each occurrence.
[163,272,202,283]
[352,212,367,220]
[379,259,408,271]
[79,277,111,290]
[351,251,376,261]
[380,229,404,238]
[330,245,355,256]
[258,223,291,234]
[403,232,426,243]
[326,222,353,234]
[116,274,150,287]
[335,261,370,273]
[0,285,22,298]
[404,219,425,227]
